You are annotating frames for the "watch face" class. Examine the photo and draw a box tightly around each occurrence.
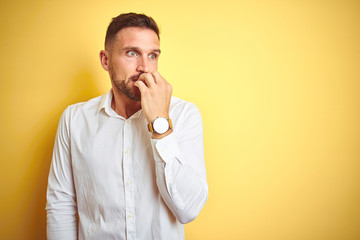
[153,118,169,134]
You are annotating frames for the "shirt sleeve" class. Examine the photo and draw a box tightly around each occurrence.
[150,102,208,224]
[46,107,78,240]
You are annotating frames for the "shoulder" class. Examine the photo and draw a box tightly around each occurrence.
[60,95,104,122]
[67,95,103,112]
[64,95,103,114]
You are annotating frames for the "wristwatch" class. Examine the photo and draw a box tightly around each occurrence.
[148,117,173,134]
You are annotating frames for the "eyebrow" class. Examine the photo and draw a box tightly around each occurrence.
[123,46,161,54]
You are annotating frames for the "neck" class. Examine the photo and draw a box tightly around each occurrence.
[111,88,141,119]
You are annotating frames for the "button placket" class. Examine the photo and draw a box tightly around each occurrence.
[123,119,136,240]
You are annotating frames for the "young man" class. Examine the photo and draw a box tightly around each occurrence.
[46,13,208,240]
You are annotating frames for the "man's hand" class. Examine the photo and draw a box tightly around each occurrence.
[134,71,172,124]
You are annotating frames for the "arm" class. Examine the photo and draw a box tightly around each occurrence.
[151,103,208,224]
[46,107,78,239]
[135,72,208,223]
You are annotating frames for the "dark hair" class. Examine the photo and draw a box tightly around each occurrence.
[105,12,160,49]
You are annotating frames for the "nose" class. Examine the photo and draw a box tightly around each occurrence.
[136,56,149,73]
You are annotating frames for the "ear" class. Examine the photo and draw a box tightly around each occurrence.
[99,50,110,71]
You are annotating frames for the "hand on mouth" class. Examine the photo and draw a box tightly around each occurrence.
[131,73,148,86]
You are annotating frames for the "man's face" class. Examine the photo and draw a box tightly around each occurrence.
[105,27,160,101]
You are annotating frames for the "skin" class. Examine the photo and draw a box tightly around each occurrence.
[99,27,173,139]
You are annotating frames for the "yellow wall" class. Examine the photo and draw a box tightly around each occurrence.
[1,0,359,239]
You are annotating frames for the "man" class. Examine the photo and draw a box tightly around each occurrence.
[46,13,208,240]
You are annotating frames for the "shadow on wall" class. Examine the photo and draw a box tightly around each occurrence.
[20,69,102,240]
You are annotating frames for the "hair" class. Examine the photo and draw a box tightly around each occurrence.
[105,12,160,49]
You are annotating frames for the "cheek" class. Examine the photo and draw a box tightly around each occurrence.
[122,59,138,72]
[150,61,158,71]
[113,59,136,76]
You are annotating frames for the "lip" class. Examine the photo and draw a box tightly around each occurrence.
[130,74,141,82]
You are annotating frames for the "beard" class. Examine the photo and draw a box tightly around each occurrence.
[110,70,141,102]
[114,79,141,101]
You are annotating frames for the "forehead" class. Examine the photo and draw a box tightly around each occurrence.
[114,27,160,50]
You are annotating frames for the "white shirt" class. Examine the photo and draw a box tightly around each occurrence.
[46,90,208,240]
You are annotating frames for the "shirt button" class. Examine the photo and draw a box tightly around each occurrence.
[128,214,133,218]
[126,181,131,186]
[125,149,129,154]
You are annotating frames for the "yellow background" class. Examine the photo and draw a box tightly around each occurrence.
[1,0,359,239]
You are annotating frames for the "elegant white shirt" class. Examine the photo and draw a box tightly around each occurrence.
[46,90,208,240]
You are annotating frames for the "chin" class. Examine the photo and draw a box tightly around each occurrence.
[132,94,142,102]
[133,88,142,100]
[127,89,141,101]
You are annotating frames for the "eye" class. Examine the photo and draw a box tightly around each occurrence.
[149,53,158,60]
[127,50,138,57]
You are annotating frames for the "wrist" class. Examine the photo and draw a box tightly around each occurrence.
[148,117,172,135]
[152,129,173,139]
[147,113,169,123]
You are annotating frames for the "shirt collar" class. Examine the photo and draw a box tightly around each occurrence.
[97,89,113,116]
[97,89,143,119]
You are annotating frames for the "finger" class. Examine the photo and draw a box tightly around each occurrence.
[134,79,148,92]
[151,71,166,84]
[139,72,156,87]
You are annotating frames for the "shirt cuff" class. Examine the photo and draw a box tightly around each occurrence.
[150,132,183,165]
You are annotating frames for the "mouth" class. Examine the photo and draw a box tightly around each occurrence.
[130,74,142,82]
